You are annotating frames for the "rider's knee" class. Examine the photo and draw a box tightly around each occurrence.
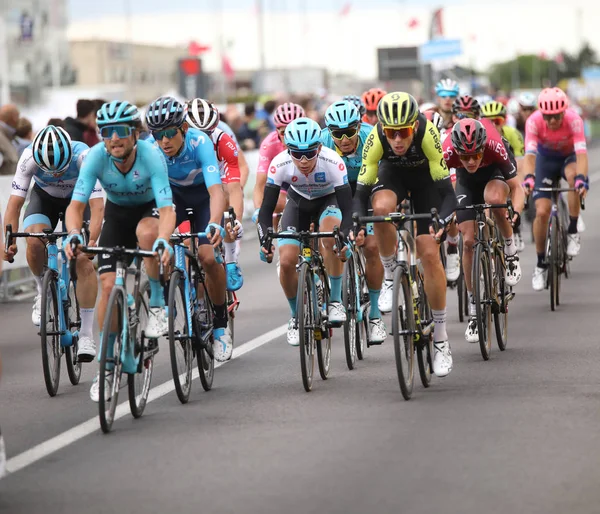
[279,245,298,271]
[100,274,115,297]
[372,195,395,216]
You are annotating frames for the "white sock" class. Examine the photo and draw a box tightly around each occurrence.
[80,308,95,339]
[446,233,459,245]
[504,238,517,257]
[34,275,42,294]
[235,240,241,261]
[224,241,237,264]
[432,308,447,342]
[380,254,395,281]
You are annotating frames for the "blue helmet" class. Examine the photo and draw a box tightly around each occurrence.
[284,117,321,150]
[342,95,366,116]
[96,100,140,127]
[145,96,187,131]
[435,78,460,98]
[324,101,360,129]
[32,125,73,175]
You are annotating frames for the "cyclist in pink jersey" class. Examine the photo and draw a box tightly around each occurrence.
[522,87,588,291]
[252,103,305,227]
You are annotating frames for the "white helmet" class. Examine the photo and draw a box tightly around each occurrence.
[517,91,537,108]
[419,102,437,113]
[187,98,220,132]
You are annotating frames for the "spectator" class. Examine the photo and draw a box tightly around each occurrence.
[236,103,263,150]
[64,99,100,147]
[14,117,33,157]
[256,99,277,131]
[0,104,19,176]
[47,118,66,128]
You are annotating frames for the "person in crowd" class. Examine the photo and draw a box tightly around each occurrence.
[0,104,19,176]
[47,118,66,128]
[64,99,100,147]
[14,117,33,157]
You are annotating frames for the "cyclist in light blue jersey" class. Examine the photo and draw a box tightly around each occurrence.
[3,125,104,362]
[145,96,232,362]
[320,101,386,344]
[65,100,176,403]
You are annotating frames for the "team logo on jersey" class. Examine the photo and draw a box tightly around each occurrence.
[132,170,140,181]
[270,166,276,174]
[206,165,217,173]
[267,177,275,184]
[292,176,298,182]
[338,162,345,171]
[456,194,467,204]
[343,175,348,184]
[314,172,326,183]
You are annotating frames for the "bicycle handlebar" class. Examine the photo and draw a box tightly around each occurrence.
[353,208,437,227]
[4,224,70,263]
[525,187,585,210]
[260,226,346,264]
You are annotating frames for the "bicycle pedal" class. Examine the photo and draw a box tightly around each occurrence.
[367,339,384,347]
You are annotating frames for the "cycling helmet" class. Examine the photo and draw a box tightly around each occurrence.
[187,98,219,132]
[342,95,366,117]
[495,95,509,106]
[361,88,387,111]
[537,87,568,115]
[377,92,419,127]
[96,101,140,127]
[435,78,460,97]
[451,119,487,154]
[423,110,444,132]
[452,95,481,118]
[284,117,321,150]
[419,102,438,113]
[517,91,537,108]
[475,94,493,106]
[273,103,305,128]
[32,125,73,175]
[145,96,187,131]
[481,100,507,118]
[324,101,360,129]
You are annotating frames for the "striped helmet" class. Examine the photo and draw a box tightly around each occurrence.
[187,98,220,132]
[145,96,187,131]
[342,95,366,117]
[96,101,140,127]
[32,126,73,175]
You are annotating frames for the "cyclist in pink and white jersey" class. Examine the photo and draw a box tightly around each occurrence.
[252,103,305,227]
[522,87,588,291]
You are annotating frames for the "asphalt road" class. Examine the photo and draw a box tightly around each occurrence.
[1,150,600,514]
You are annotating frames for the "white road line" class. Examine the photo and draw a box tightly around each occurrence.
[589,171,600,184]
[5,323,287,476]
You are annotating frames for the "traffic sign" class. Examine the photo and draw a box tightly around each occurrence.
[419,39,462,63]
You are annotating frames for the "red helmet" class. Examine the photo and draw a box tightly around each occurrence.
[273,103,305,128]
[451,119,487,154]
[538,87,568,115]
[452,95,481,118]
[361,88,387,111]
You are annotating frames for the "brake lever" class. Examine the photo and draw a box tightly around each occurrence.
[5,224,14,264]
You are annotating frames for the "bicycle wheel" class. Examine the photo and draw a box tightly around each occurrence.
[65,279,82,386]
[494,251,508,351]
[168,270,193,404]
[416,269,434,387]
[355,251,368,361]
[473,244,493,361]
[392,265,414,400]
[297,263,315,392]
[197,298,214,392]
[342,257,357,370]
[316,268,332,381]
[99,287,125,433]
[40,270,62,397]
[227,290,235,348]
[457,236,465,322]
[549,218,559,311]
[129,281,153,419]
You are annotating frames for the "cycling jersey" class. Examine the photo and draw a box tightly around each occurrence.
[500,125,524,157]
[147,128,221,189]
[209,127,240,184]
[525,109,587,157]
[12,142,103,200]
[218,121,239,148]
[319,122,372,184]
[257,131,286,175]
[73,139,172,208]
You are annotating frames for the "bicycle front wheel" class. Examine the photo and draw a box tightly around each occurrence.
[342,257,358,370]
[297,263,315,392]
[457,236,465,323]
[65,279,82,386]
[474,245,493,361]
[549,218,559,311]
[197,298,214,392]
[392,265,414,400]
[40,270,62,397]
[316,268,331,381]
[415,270,434,387]
[494,252,508,351]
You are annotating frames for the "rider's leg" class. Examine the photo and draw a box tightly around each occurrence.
[563,159,582,257]
[75,252,99,360]
[23,220,51,326]
[318,208,346,324]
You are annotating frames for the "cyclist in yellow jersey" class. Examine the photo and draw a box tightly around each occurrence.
[353,92,458,378]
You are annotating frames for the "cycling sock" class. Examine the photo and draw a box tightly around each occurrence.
[80,308,94,339]
[514,225,521,235]
[447,243,458,254]
[537,253,547,268]
[288,296,297,317]
[380,254,395,281]
[148,277,165,308]
[446,233,460,246]
[224,241,237,264]
[34,274,42,294]
[330,275,342,303]
[213,303,227,328]
[369,289,381,319]
[432,308,448,342]
[504,238,517,256]
[568,216,578,234]
[467,292,477,316]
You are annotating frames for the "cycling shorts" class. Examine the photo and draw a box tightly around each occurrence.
[455,166,507,224]
[23,184,90,230]
[532,153,576,200]
[172,184,214,246]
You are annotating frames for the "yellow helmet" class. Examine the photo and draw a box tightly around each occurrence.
[481,100,507,118]
[377,92,419,127]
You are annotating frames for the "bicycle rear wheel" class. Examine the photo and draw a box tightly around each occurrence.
[197,298,215,392]
[128,281,153,419]
[342,257,357,370]
[297,263,315,392]
[415,269,434,387]
[40,270,61,397]
[65,279,82,386]
[355,251,368,361]
[474,245,493,361]
[457,236,465,322]
[392,266,414,400]
[168,270,193,404]
[316,268,331,381]
[494,252,508,351]
[549,219,559,311]
[99,288,125,433]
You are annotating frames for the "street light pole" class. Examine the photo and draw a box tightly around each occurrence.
[0,17,9,104]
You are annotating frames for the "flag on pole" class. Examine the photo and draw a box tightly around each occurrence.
[222,55,235,80]
[429,8,444,40]
[407,17,419,30]
[340,2,352,17]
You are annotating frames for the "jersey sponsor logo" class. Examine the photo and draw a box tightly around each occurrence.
[11,181,28,192]
[292,176,298,182]
[574,141,587,152]
[133,170,140,181]
[338,162,345,171]
[489,140,508,160]
[225,141,236,151]
[206,165,217,173]
[260,155,268,162]
[190,134,206,149]
[456,194,467,204]
[270,166,276,174]
[363,133,375,159]
[276,160,289,168]
[314,172,326,183]
[443,147,454,161]
[320,156,338,166]
[429,126,442,154]
[570,118,583,134]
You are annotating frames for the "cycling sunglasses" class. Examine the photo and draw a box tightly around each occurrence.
[488,116,505,126]
[437,92,458,99]
[458,151,484,162]
[288,148,319,160]
[542,113,563,122]
[100,124,134,139]
[383,124,415,140]
[152,127,180,140]
[330,125,359,140]
[456,111,476,120]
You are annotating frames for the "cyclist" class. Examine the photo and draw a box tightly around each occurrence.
[435,78,460,130]
[523,87,588,291]
[361,88,387,126]
[443,119,524,342]
[186,97,244,292]
[145,96,232,361]
[423,110,446,139]
[343,95,366,119]
[3,126,103,363]
[64,101,176,401]
[320,100,386,343]
[215,109,250,188]
[354,92,458,377]
[257,117,354,346]
[515,92,537,135]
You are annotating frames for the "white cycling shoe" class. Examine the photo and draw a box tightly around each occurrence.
[567,234,581,257]
[32,294,42,326]
[287,318,299,346]
[368,318,387,344]
[378,280,394,314]
[504,254,522,287]
[465,317,479,343]
[433,341,453,378]
[90,371,113,403]
[445,252,461,282]
[145,307,168,339]
[532,267,546,292]
[328,302,346,324]
[77,336,97,363]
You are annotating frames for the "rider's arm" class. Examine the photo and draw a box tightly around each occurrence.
[218,133,244,218]
[570,113,589,178]
[257,184,280,241]
[196,134,227,225]
[237,148,250,189]
[352,184,371,219]
[353,127,383,219]
[4,148,36,233]
[506,177,525,214]
[523,116,539,176]
[87,198,104,244]
[334,184,353,234]
[253,137,275,209]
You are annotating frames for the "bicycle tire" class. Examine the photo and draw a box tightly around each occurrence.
[342,257,358,370]
[297,263,315,392]
[316,267,331,381]
[494,251,508,351]
[549,218,558,311]
[457,236,465,322]
[474,244,493,361]
[40,270,62,397]
[128,281,153,419]
[416,269,433,387]
[227,290,235,348]
[392,265,414,400]
[355,251,368,361]
[65,279,82,386]
[168,270,193,404]
[197,297,214,392]
[99,287,125,433]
